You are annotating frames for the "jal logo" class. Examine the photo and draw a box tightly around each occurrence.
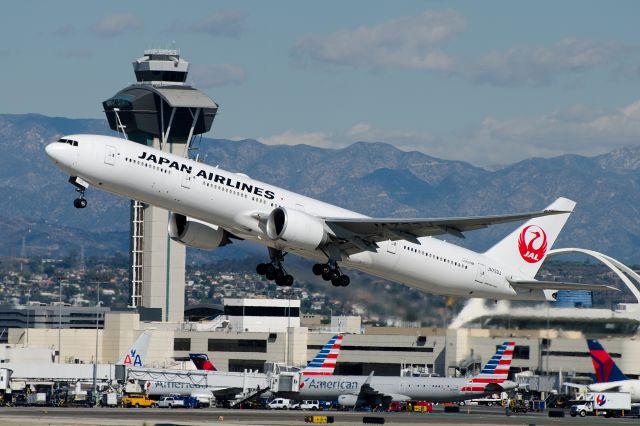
[517,225,548,264]
[123,349,143,367]
[596,394,606,406]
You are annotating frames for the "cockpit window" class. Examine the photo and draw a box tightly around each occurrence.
[57,138,78,146]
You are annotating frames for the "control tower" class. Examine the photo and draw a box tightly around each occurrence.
[102,49,218,322]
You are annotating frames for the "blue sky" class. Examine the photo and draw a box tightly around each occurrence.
[3,1,640,165]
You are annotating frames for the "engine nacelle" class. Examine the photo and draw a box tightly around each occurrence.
[168,213,230,250]
[337,394,359,407]
[266,207,328,250]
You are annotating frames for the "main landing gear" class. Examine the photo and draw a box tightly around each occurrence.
[256,248,294,287]
[69,176,88,209]
[312,262,350,287]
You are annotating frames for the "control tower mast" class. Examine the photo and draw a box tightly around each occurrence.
[102,49,218,322]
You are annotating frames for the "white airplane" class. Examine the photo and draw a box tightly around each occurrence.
[45,134,614,300]
[287,341,518,407]
[564,339,640,403]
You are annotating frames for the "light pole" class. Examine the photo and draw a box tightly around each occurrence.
[93,281,101,404]
[58,277,62,363]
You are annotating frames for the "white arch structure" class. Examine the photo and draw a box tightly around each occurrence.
[547,248,640,303]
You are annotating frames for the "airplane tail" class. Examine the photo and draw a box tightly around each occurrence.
[462,341,515,392]
[189,353,217,371]
[587,339,627,383]
[484,197,576,278]
[120,330,152,367]
[302,334,343,376]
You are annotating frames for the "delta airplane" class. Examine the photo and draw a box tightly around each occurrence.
[284,341,518,407]
[45,134,614,300]
[565,339,640,403]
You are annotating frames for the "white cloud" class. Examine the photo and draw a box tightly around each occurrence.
[291,9,639,88]
[290,9,464,71]
[256,99,640,167]
[259,129,335,148]
[467,38,627,87]
[92,13,142,37]
[191,11,247,37]
[449,100,640,165]
[189,64,246,88]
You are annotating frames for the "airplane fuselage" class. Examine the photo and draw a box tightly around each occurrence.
[46,134,548,300]
[284,375,508,403]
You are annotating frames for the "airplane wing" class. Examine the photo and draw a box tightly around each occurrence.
[325,208,570,255]
[509,280,619,292]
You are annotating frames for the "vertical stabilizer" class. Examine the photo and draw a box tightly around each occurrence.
[120,330,152,367]
[587,339,627,383]
[484,197,576,278]
[302,335,343,376]
[189,353,217,371]
[462,341,515,391]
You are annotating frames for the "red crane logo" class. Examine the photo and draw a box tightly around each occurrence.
[518,225,548,263]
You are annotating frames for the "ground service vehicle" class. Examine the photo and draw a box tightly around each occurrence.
[157,396,185,408]
[292,400,320,410]
[122,394,156,408]
[570,392,631,417]
[268,398,293,409]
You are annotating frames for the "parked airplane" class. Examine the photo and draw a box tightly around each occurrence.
[189,353,217,371]
[45,135,614,300]
[120,330,152,367]
[564,339,640,402]
[281,341,518,407]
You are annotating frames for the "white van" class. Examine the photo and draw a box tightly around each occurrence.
[268,398,293,410]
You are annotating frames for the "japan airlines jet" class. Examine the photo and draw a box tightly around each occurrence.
[286,341,518,407]
[565,340,640,402]
[45,135,614,300]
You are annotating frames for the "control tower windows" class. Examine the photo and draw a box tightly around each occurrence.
[134,70,187,83]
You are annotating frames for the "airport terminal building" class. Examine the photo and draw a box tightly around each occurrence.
[3,296,639,387]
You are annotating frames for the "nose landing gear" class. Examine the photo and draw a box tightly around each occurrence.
[256,248,294,287]
[69,176,89,209]
[313,262,350,287]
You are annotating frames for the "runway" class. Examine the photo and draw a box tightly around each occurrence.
[0,406,638,426]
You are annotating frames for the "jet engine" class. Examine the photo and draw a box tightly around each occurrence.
[337,394,359,408]
[266,207,328,250]
[168,213,231,250]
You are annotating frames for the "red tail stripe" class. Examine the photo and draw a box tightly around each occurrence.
[502,350,513,355]
[302,372,333,376]
[469,378,505,384]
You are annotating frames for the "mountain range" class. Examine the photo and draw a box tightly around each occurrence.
[1,113,639,265]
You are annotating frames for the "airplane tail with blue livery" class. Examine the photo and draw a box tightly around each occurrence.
[587,339,628,383]
[462,341,516,392]
[120,330,152,367]
[302,334,344,376]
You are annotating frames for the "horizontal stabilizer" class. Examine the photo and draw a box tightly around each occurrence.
[562,382,587,390]
[509,279,618,292]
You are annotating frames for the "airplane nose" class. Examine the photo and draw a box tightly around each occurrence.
[45,142,63,163]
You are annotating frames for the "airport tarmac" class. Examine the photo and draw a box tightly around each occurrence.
[0,406,638,426]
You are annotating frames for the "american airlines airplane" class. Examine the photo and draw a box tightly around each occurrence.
[285,341,518,407]
[45,134,612,300]
[565,340,640,402]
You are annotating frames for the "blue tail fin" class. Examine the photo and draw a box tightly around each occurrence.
[587,339,627,382]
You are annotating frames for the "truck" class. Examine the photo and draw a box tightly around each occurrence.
[570,392,631,418]
[121,393,156,408]
[157,396,185,408]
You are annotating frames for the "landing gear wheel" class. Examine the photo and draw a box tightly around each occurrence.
[329,269,340,281]
[275,274,285,286]
[73,198,87,209]
[339,275,350,287]
[312,264,324,276]
[321,271,332,281]
[331,278,341,287]
[284,274,294,287]
[256,263,268,275]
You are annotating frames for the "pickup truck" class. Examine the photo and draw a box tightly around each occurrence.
[157,396,185,408]
[121,394,156,408]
